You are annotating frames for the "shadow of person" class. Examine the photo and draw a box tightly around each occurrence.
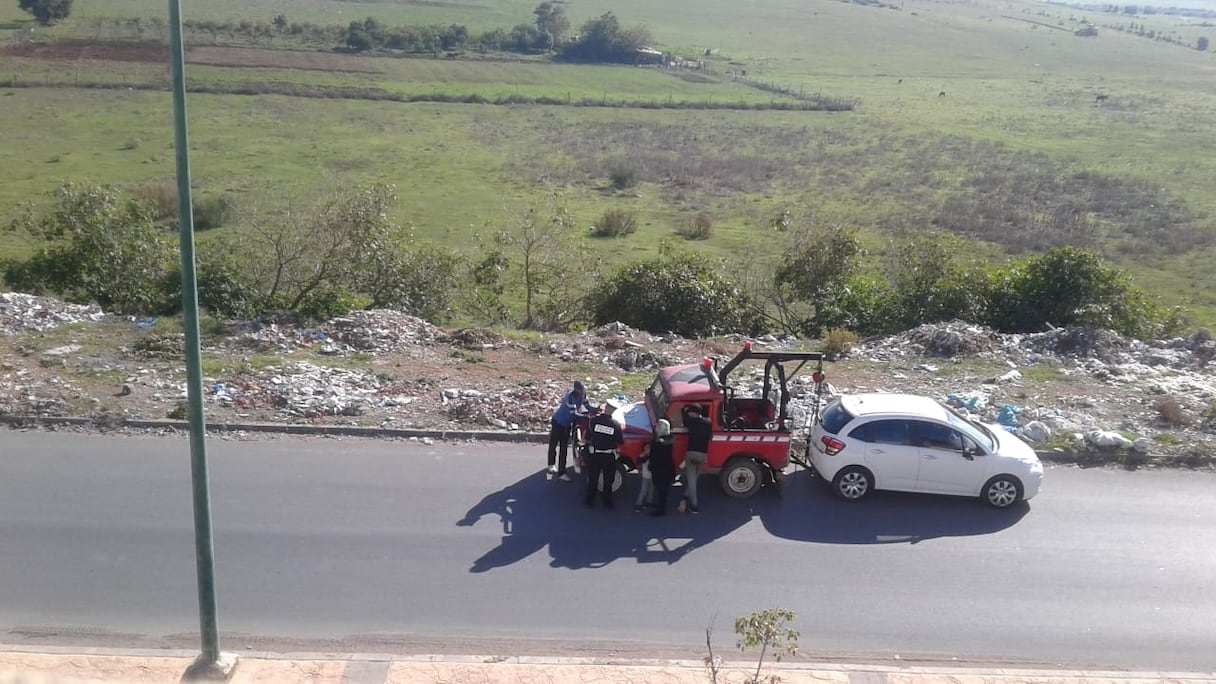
[757,469,1030,544]
[545,484,756,569]
[459,471,759,572]
[458,470,570,573]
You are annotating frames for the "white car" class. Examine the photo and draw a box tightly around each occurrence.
[809,393,1043,508]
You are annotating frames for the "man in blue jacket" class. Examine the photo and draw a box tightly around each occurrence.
[547,380,592,481]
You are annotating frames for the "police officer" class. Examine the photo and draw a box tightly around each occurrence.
[584,403,624,509]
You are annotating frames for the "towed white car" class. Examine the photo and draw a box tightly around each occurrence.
[809,393,1043,508]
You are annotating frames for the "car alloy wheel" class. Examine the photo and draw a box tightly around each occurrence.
[983,475,1022,508]
[833,466,872,501]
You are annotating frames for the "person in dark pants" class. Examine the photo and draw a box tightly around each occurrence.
[679,404,712,514]
[547,381,592,481]
[584,404,624,509]
[646,419,677,516]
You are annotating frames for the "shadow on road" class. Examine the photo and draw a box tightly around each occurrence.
[758,470,1029,544]
[457,468,1028,572]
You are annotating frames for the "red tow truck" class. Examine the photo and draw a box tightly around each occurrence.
[575,343,826,498]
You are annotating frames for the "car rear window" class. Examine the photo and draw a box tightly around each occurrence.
[819,401,854,435]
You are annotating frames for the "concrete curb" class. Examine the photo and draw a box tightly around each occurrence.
[0,413,1152,469]
[0,414,549,444]
[1,645,1212,679]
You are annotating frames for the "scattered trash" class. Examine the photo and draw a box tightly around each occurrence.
[0,292,107,335]
[996,404,1021,429]
[135,318,158,329]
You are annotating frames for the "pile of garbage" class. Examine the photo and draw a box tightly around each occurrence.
[225,310,443,357]
[0,292,108,335]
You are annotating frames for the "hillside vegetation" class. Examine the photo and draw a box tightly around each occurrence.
[3,0,1216,326]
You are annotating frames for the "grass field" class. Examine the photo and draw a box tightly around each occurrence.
[4,0,1216,322]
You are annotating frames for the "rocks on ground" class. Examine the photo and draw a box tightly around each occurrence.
[2,295,1215,465]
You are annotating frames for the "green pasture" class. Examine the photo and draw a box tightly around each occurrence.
[4,0,1216,323]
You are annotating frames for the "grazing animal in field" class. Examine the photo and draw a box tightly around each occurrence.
[938,90,946,98]
[897,78,903,84]
[1095,94,1109,103]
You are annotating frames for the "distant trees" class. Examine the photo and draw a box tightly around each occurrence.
[18,0,73,26]
[343,17,470,53]
[533,1,570,43]
[559,12,652,63]
[756,222,1178,340]
[0,182,1183,340]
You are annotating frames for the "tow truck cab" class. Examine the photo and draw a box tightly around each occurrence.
[608,343,825,499]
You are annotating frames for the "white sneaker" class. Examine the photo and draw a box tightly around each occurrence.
[558,473,573,481]
[546,466,558,475]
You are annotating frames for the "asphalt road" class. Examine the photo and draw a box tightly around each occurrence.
[0,431,1213,672]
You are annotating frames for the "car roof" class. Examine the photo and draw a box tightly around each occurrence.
[839,393,949,420]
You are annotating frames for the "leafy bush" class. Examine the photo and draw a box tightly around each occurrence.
[883,232,987,332]
[983,246,1176,338]
[769,225,866,336]
[677,212,713,240]
[192,194,236,231]
[19,0,73,26]
[591,252,764,337]
[5,183,177,315]
[366,242,463,322]
[591,209,638,237]
[296,288,365,322]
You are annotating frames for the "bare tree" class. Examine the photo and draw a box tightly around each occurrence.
[484,193,600,330]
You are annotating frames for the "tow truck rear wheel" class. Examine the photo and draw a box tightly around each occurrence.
[720,457,764,499]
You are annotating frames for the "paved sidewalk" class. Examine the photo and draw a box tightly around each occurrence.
[2,647,1214,684]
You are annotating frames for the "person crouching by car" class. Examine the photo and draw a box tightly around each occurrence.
[645,419,676,516]
[584,404,624,509]
[548,380,593,481]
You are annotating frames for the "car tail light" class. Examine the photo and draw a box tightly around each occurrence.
[820,436,846,456]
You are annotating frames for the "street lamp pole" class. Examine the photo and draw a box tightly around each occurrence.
[168,1,235,679]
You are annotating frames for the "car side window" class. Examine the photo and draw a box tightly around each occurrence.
[912,421,963,451]
[850,420,912,446]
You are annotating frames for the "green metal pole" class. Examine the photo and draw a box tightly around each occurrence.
[168,0,221,665]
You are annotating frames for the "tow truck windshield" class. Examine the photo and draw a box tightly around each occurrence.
[646,377,670,420]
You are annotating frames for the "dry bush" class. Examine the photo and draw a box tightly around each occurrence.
[608,163,639,190]
[131,180,179,221]
[591,208,638,238]
[1154,396,1192,427]
[678,212,713,240]
[823,328,859,359]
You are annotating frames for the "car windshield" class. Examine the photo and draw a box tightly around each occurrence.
[943,404,996,451]
[819,400,854,435]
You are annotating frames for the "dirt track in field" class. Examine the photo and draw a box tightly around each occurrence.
[0,40,383,73]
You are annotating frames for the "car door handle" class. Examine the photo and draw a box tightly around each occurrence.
[868,449,885,454]
[922,454,937,459]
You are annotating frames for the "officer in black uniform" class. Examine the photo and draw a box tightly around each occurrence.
[584,404,624,509]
